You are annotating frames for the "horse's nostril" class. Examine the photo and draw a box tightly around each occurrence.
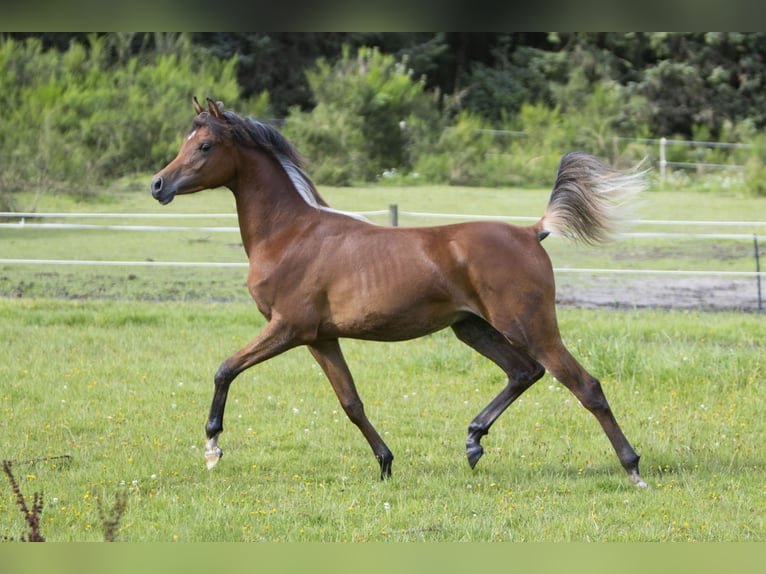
[151,176,163,194]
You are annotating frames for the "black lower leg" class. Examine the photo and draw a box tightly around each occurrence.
[571,374,647,487]
[206,362,234,439]
[204,361,236,469]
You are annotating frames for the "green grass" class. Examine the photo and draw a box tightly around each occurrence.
[1,299,763,542]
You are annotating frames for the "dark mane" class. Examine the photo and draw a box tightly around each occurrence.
[193,111,305,168]
[194,109,328,207]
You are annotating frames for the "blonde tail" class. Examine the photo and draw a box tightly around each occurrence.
[537,152,648,245]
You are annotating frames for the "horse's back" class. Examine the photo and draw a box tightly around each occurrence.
[335,217,556,306]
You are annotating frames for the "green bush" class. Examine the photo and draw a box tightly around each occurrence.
[6,34,761,198]
[282,102,365,186]
[283,45,439,185]
[502,103,573,186]
[0,33,245,207]
[414,111,505,186]
[743,134,766,197]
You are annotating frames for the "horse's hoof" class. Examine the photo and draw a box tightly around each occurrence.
[628,470,647,488]
[379,455,393,480]
[205,446,223,470]
[466,444,484,469]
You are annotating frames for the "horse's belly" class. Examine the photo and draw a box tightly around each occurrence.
[322,311,468,341]
[322,285,471,341]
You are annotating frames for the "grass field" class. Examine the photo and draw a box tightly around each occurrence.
[1,299,763,542]
[1,181,765,542]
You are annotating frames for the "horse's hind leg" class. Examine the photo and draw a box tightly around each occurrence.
[307,339,394,480]
[452,315,545,469]
[536,339,647,488]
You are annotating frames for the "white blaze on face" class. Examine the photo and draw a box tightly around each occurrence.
[186,129,198,142]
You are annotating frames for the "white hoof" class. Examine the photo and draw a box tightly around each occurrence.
[205,436,223,470]
[629,471,647,488]
[205,446,222,469]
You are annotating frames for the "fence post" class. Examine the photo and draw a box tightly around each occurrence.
[659,137,667,179]
[389,204,398,227]
[755,234,763,312]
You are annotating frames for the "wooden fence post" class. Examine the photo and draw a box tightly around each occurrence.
[389,204,398,227]
[755,234,763,312]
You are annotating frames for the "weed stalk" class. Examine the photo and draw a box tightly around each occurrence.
[2,460,45,542]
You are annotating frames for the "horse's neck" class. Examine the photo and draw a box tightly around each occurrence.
[232,150,319,254]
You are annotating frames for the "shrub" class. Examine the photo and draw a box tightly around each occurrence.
[743,134,766,197]
[502,103,573,186]
[0,33,245,205]
[282,102,365,186]
[414,111,503,186]
[283,45,439,185]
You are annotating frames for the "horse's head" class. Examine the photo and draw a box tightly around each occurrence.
[151,97,237,205]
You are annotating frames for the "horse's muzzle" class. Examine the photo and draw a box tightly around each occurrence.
[150,175,175,205]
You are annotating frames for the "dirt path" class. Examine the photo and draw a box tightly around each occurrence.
[2,266,762,313]
[555,274,763,312]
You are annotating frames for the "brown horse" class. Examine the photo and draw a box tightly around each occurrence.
[151,97,648,487]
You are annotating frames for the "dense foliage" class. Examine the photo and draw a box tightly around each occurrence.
[2,32,766,209]
[0,34,263,209]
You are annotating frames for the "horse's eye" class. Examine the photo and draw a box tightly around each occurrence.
[199,142,212,152]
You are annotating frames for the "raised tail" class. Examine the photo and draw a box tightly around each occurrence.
[536,151,648,245]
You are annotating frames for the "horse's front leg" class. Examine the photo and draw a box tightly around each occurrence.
[307,339,394,480]
[205,319,298,470]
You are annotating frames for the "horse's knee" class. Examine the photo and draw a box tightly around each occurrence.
[214,361,234,387]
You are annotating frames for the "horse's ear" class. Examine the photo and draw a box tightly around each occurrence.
[193,96,204,115]
[207,98,223,120]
